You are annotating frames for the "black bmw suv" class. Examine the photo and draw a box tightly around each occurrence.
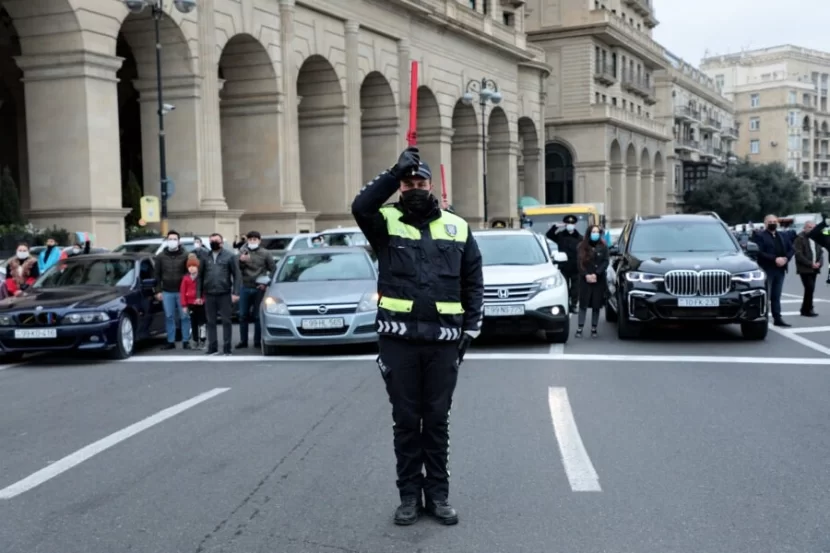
[605,213,768,340]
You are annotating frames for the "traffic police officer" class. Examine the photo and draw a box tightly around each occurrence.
[546,215,582,312]
[351,147,484,526]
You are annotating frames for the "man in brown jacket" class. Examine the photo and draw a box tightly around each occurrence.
[793,220,822,317]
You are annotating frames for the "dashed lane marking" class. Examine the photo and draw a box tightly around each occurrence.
[548,387,601,492]
[0,387,230,500]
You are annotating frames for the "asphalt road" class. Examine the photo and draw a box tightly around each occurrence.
[2,274,830,552]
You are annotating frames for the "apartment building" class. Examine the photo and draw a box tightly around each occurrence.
[654,52,738,211]
[701,45,830,196]
[526,0,672,224]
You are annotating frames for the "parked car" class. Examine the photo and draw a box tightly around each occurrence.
[605,213,768,340]
[0,253,167,361]
[113,236,210,255]
[259,246,379,354]
[473,228,570,343]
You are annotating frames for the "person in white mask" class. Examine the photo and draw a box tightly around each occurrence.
[153,230,192,350]
[235,231,275,349]
[4,242,39,297]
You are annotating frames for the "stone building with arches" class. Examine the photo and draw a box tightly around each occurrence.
[0,0,550,247]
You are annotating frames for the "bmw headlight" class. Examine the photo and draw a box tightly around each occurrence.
[732,270,765,283]
[0,315,13,326]
[625,271,664,284]
[263,296,289,315]
[357,291,379,312]
[536,274,564,291]
[63,312,110,324]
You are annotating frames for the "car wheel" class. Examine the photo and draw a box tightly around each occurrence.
[110,313,136,360]
[544,318,570,344]
[616,296,641,340]
[741,320,768,340]
[261,341,279,356]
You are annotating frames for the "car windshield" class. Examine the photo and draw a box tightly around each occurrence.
[262,237,294,250]
[630,223,738,254]
[320,232,369,247]
[276,252,374,282]
[34,258,136,288]
[476,234,549,266]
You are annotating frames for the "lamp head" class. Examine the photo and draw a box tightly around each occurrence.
[123,0,148,14]
[173,0,197,13]
[490,91,503,105]
[461,92,475,106]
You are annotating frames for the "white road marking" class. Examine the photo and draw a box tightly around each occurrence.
[548,344,564,355]
[789,326,830,334]
[121,353,830,365]
[780,311,803,316]
[782,293,830,302]
[768,326,830,357]
[548,387,601,492]
[0,387,230,500]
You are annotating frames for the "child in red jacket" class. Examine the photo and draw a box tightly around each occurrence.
[180,254,206,348]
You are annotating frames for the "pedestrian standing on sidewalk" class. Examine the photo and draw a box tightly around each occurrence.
[236,231,276,350]
[154,230,191,350]
[794,220,821,317]
[180,254,206,348]
[575,225,609,338]
[199,233,242,356]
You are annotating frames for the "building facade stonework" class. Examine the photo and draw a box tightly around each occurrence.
[0,0,549,247]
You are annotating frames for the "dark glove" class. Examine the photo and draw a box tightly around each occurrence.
[391,147,420,180]
[457,332,476,365]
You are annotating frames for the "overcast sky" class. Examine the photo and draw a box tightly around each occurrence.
[651,0,828,66]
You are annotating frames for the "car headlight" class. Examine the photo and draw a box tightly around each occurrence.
[263,296,289,315]
[63,312,110,324]
[0,315,13,326]
[357,291,379,312]
[732,270,765,283]
[625,271,664,284]
[536,274,564,291]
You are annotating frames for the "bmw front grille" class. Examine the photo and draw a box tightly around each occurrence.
[664,270,732,297]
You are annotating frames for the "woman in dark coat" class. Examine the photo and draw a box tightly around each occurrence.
[575,225,609,338]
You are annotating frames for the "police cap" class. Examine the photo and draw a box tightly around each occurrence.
[563,215,577,224]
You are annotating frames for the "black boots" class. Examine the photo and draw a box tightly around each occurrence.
[393,496,459,526]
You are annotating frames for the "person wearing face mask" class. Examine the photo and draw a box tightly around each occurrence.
[749,214,794,327]
[5,242,39,297]
[59,232,92,262]
[38,237,62,274]
[153,230,191,350]
[199,233,242,355]
[351,147,484,527]
[575,226,609,338]
[310,235,325,248]
[235,231,276,349]
[546,215,583,313]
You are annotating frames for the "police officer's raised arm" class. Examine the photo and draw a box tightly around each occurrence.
[351,148,421,250]
[460,232,484,335]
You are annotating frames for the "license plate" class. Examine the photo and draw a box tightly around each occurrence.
[484,305,525,317]
[14,328,57,339]
[677,297,720,307]
[301,318,345,330]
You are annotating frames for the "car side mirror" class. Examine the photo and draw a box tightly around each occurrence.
[745,241,759,258]
[553,252,568,264]
[608,245,620,256]
[141,278,157,292]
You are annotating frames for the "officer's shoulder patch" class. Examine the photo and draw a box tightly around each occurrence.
[444,224,458,237]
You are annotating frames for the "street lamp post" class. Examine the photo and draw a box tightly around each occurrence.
[121,0,196,236]
[461,78,502,225]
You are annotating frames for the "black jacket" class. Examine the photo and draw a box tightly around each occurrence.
[793,232,822,275]
[153,247,188,293]
[351,170,484,342]
[749,229,794,272]
[577,241,609,309]
[198,248,242,296]
[547,227,582,274]
[238,247,276,288]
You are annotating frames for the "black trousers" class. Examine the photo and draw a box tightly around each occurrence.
[563,271,579,310]
[377,336,459,502]
[187,304,206,342]
[800,273,817,314]
[205,293,233,352]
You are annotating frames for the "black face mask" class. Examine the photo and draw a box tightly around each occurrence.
[767,223,778,232]
[210,241,222,251]
[400,189,433,215]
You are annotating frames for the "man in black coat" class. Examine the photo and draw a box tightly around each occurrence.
[546,215,582,313]
[198,233,242,355]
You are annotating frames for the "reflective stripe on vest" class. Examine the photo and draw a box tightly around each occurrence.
[379,206,469,244]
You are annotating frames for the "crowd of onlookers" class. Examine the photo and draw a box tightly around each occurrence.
[1,233,93,299]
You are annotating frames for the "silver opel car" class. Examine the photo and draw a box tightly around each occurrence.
[259,246,379,354]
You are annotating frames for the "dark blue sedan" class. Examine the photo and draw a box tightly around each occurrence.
[0,253,166,360]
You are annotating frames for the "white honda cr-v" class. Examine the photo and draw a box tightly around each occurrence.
[472,228,570,343]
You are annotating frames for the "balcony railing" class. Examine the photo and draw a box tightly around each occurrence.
[590,104,669,137]
[621,72,656,102]
[803,149,812,157]
[706,118,722,130]
[802,172,811,180]
[721,127,739,139]
[675,138,700,151]
[594,62,617,85]
[675,106,701,122]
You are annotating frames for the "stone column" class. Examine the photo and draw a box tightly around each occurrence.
[609,163,625,224]
[15,52,129,247]
[197,0,228,211]
[640,168,654,215]
[521,147,543,201]
[574,161,609,206]
[653,170,667,215]
[397,39,410,151]
[451,134,482,222]
[278,0,305,212]
[625,166,641,218]
[344,20,362,203]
